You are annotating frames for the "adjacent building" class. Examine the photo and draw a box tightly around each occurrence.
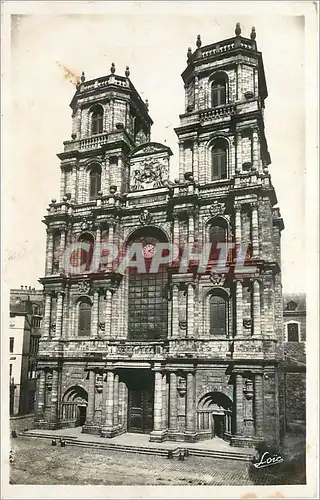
[9,287,43,416]
[35,24,286,448]
[283,293,306,431]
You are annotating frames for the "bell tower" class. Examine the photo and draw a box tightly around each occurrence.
[175,23,270,185]
[59,63,152,201]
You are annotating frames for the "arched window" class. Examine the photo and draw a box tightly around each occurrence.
[77,233,95,272]
[78,299,92,336]
[89,164,101,199]
[210,294,228,336]
[209,219,228,262]
[211,141,228,181]
[286,322,300,342]
[211,75,227,107]
[91,105,103,135]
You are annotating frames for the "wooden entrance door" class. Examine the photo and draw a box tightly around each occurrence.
[127,371,154,434]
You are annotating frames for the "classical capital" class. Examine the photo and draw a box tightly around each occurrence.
[250,201,258,210]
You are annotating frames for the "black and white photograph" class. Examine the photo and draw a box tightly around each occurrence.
[1,1,318,498]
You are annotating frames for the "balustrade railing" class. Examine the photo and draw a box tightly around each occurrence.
[79,133,108,150]
[200,104,236,123]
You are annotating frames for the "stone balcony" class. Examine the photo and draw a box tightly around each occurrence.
[79,133,108,151]
[179,103,236,127]
[37,337,278,363]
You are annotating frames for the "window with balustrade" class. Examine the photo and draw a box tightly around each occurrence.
[91,105,104,135]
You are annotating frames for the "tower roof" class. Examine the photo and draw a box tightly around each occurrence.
[182,24,267,100]
[69,70,153,126]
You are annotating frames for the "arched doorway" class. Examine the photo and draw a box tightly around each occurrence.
[62,386,88,427]
[197,391,233,440]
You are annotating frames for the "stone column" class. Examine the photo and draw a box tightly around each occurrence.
[188,211,194,245]
[187,283,195,338]
[236,280,243,337]
[71,164,77,202]
[107,222,114,271]
[252,279,261,336]
[50,369,59,423]
[101,373,107,425]
[234,203,242,247]
[236,131,242,174]
[169,372,178,431]
[35,369,46,419]
[172,216,179,247]
[251,201,259,258]
[91,289,99,337]
[105,370,114,427]
[162,373,168,430]
[179,142,185,182]
[193,139,199,182]
[54,291,64,339]
[104,288,112,338]
[254,373,264,437]
[42,293,51,339]
[236,62,242,101]
[104,157,110,196]
[171,284,179,338]
[236,373,244,435]
[153,371,162,432]
[113,373,119,427]
[186,372,196,435]
[150,368,166,441]
[86,370,96,425]
[59,227,66,273]
[45,229,54,276]
[252,129,259,171]
[60,168,66,200]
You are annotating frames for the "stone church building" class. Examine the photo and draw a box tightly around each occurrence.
[35,24,285,447]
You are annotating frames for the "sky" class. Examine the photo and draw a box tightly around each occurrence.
[3,2,308,293]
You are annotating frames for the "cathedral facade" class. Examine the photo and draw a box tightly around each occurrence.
[35,24,285,448]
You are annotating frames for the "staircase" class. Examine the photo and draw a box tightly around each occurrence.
[21,430,254,462]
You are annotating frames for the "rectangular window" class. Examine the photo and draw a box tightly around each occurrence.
[9,337,14,353]
[128,272,168,340]
[287,323,299,342]
[29,335,40,355]
[210,296,227,335]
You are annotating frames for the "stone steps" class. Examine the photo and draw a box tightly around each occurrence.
[22,431,253,461]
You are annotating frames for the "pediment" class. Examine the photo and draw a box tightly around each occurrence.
[129,141,173,158]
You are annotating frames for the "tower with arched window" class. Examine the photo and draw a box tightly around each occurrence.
[36,24,285,449]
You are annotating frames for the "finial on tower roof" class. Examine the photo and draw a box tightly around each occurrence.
[110,62,116,74]
[187,47,192,62]
[81,71,86,83]
[250,26,256,40]
[125,66,130,77]
[235,22,241,36]
[145,99,149,111]
[196,34,202,48]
